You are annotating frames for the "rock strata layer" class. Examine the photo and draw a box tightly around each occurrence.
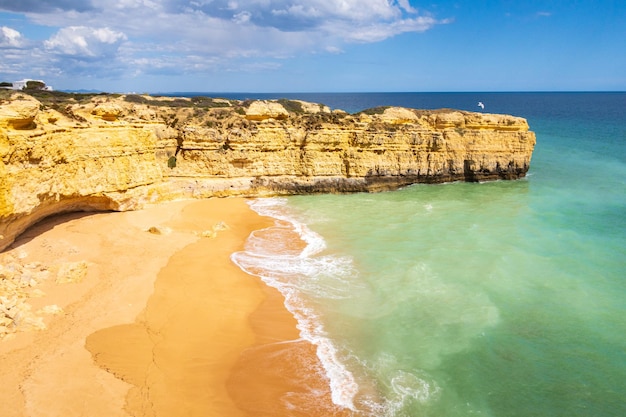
[0,92,535,251]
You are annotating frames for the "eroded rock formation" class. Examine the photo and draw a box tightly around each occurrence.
[0,91,535,251]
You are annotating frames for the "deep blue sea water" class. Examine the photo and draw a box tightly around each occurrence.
[223,92,626,416]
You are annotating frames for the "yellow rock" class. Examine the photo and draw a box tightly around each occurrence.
[294,100,331,114]
[245,100,289,121]
[0,92,536,251]
[91,102,124,121]
[55,261,89,284]
[381,107,420,124]
[0,94,40,129]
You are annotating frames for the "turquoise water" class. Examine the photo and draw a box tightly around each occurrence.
[232,93,626,416]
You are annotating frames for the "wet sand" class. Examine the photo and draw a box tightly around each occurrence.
[0,197,348,417]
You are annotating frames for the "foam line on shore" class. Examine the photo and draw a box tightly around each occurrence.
[231,197,359,411]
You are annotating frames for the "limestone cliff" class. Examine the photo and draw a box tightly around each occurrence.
[0,91,535,251]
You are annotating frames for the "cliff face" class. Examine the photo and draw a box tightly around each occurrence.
[0,92,535,251]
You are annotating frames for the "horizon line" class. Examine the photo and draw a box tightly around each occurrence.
[60,89,626,95]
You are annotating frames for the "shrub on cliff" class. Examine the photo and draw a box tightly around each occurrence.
[190,96,234,108]
[358,106,390,115]
[124,94,148,104]
[0,89,12,101]
[25,80,47,90]
[22,90,105,105]
[277,99,304,114]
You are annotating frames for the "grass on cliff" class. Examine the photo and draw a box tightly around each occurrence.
[24,89,115,104]
[0,90,113,121]
[0,88,13,101]
[0,90,350,126]
[0,89,116,109]
[123,94,239,109]
[357,106,390,115]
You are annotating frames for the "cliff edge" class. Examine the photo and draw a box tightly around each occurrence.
[0,91,535,251]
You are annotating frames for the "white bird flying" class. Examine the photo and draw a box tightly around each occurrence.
[477,101,485,110]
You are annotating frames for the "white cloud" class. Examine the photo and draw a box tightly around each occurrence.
[114,0,161,10]
[322,15,442,43]
[267,0,398,23]
[0,26,25,48]
[272,4,321,19]
[44,26,127,58]
[232,11,252,24]
[396,0,417,14]
[29,0,445,41]
[325,45,344,54]
[0,0,92,13]
[0,0,449,84]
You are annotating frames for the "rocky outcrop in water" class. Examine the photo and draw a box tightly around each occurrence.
[0,91,535,251]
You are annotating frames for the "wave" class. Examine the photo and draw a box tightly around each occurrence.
[231,197,360,411]
[231,197,449,416]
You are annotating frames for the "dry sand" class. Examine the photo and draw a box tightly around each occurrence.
[0,197,348,417]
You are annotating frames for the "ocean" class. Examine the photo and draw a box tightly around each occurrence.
[224,92,626,416]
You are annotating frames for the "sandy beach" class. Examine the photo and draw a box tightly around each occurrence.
[0,197,347,417]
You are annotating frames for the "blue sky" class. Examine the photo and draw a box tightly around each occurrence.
[1,0,624,93]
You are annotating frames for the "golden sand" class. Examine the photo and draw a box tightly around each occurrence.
[0,198,350,416]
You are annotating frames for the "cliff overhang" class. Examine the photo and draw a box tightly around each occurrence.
[0,91,536,251]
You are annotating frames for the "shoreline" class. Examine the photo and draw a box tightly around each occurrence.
[0,197,346,416]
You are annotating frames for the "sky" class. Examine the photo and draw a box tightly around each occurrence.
[0,0,625,93]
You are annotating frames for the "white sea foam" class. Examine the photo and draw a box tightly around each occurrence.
[231,197,360,411]
[366,370,441,417]
[344,349,443,417]
[390,370,440,405]
[248,198,328,258]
